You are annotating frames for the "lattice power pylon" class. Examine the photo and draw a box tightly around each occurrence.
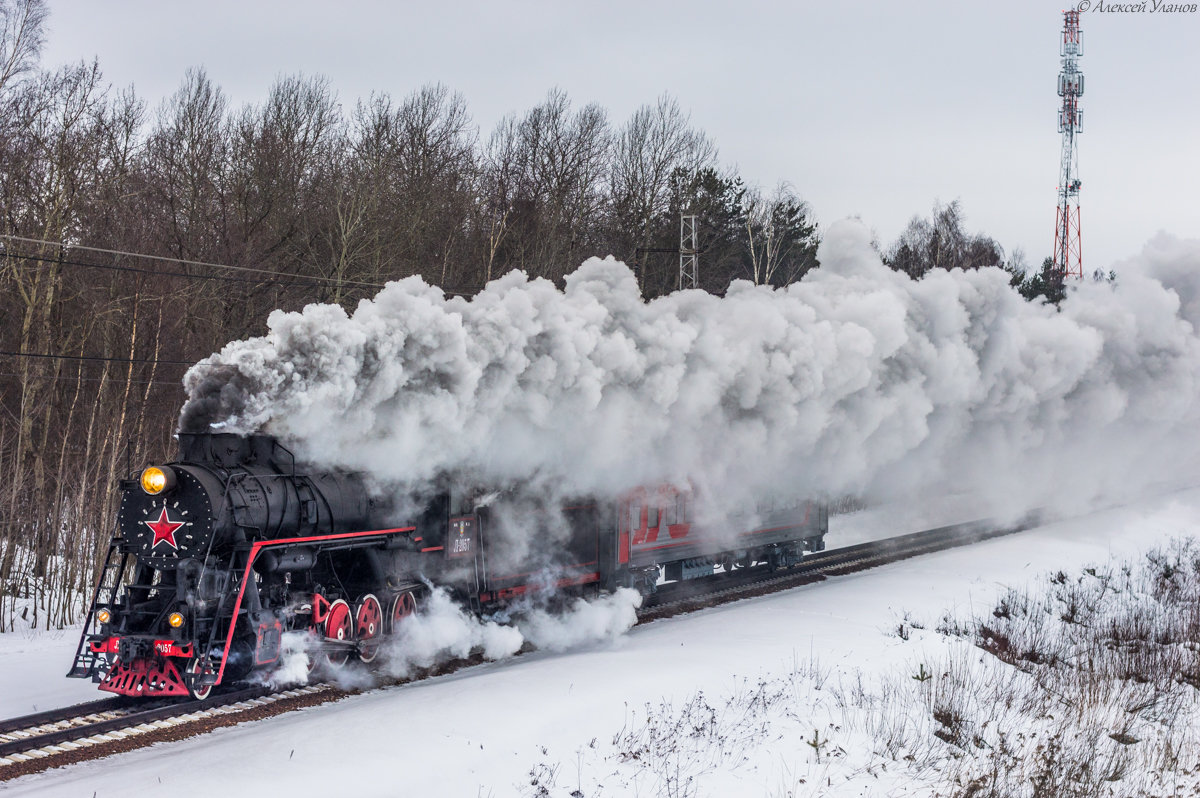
[1054,8,1085,279]
[679,214,698,290]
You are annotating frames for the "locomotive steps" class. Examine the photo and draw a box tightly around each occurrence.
[0,514,1039,782]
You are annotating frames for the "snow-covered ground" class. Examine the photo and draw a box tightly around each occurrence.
[0,629,105,718]
[3,487,1198,796]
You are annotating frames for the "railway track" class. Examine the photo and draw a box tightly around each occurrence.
[0,513,1038,781]
[0,685,332,778]
[641,513,1042,620]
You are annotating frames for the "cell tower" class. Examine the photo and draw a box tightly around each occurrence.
[1054,8,1085,279]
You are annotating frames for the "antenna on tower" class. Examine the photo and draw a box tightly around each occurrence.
[1054,8,1085,280]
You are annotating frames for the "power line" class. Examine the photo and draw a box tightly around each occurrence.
[0,350,206,367]
[0,234,483,295]
[1,250,333,289]
[0,234,387,289]
[0,370,186,386]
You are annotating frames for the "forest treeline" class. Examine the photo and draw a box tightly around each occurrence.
[0,0,1033,630]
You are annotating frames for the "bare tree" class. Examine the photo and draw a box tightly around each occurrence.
[142,68,229,260]
[346,84,477,287]
[886,200,1003,279]
[0,0,46,96]
[743,183,819,286]
[225,73,340,262]
[485,89,611,279]
[0,57,156,629]
[214,74,343,331]
[477,113,522,278]
[610,95,715,271]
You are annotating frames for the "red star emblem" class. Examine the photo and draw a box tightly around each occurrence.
[144,507,184,550]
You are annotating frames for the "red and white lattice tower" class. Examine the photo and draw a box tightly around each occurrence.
[1054,9,1085,279]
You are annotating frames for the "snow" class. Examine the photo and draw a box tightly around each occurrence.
[0,629,103,718]
[2,487,1198,796]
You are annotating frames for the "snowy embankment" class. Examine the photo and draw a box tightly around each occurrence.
[0,630,104,718]
[3,488,1200,797]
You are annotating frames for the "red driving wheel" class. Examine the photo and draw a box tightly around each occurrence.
[186,657,213,700]
[323,599,353,667]
[388,590,417,634]
[354,594,383,663]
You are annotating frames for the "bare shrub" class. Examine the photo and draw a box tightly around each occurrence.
[934,538,1200,796]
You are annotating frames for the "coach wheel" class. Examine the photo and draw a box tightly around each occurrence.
[721,555,736,574]
[323,599,353,667]
[186,657,213,701]
[355,594,383,664]
[388,590,417,634]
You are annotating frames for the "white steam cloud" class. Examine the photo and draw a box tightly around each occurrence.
[262,588,643,686]
[380,586,642,677]
[383,587,524,678]
[517,587,642,652]
[180,221,1200,516]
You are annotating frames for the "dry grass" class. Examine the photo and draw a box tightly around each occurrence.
[927,537,1200,797]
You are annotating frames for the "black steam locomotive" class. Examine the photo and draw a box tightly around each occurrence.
[69,432,827,699]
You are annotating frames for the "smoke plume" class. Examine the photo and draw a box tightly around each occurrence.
[262,588,643,686]
[180,221,1200,516]
[382,587,524,678]
[517,587,643,652]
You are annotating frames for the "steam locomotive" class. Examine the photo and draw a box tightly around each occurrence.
[69,432,827,699]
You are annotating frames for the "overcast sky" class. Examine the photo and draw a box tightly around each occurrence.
[41,0,1200,273]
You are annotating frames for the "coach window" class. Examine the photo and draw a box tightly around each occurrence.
[647,504,659,530]
[663,499,676,526]
[629,503,641,531]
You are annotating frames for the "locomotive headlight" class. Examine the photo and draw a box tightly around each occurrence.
[167,612,185,629]
[140,466,176,495]
[96,608,111,624]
